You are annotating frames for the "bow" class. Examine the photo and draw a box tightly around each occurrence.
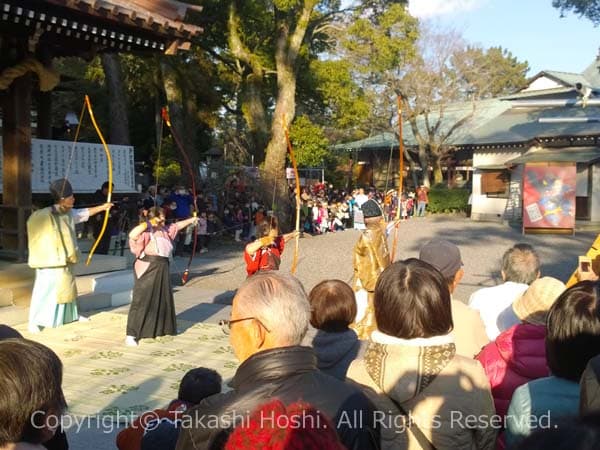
[85,95,113,266]
[390,94,404,263]
[283,115,301,275]
[161,107,198,284]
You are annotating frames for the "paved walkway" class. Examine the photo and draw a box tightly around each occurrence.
[3,216,599,449]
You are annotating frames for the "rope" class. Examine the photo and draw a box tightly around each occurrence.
[0,58,60,91]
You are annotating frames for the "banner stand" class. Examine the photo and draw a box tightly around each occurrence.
[521,162,576,236]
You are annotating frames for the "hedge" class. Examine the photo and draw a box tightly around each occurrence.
[426,187,470,213]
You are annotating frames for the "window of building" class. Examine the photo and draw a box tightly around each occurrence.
[481,170,510,198]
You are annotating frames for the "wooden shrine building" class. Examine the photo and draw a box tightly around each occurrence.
[0,0,202,260]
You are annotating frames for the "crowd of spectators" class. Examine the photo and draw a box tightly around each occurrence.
[88,166,435,258]
[9,170,600,449]
[4,237,600,450]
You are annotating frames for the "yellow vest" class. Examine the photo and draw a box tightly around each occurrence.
[27,206,79,268]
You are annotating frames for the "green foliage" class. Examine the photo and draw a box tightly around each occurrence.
[343,4,418,76]
[427,187,470,213]
[288,115,330,167]
[552,0,600,24]
[306,59,371,129]
[153,136,183,187]
[51,57,104,142]
[156,161,183,189]
[458,46,529,98]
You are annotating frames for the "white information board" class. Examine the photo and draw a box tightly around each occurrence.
[0,139,136,193]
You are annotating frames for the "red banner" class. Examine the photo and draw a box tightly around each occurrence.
[523,164,576,229]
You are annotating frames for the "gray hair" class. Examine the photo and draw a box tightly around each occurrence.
[235,272,310,345]
[501,243,540,285]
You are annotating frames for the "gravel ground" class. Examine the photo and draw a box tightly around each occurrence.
[182,215,598,303]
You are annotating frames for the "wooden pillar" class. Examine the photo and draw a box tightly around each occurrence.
[1,73,32,261]
[36,91,52,139]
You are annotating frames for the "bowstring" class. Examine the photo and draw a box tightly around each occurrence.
[153,113,165,209]
[269,174,277,237]
[61,101,86,197]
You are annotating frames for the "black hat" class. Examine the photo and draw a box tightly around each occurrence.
[49,178,73,201]
[419,239,463,278]
[361,199,383,218]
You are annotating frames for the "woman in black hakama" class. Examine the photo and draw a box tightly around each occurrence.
[125,206,198,346]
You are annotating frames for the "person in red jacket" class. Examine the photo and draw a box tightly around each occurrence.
[476,277,566,418]
[116,368,221,450]
[243,216,297,277]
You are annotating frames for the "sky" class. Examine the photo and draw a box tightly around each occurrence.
[407,0,600,76]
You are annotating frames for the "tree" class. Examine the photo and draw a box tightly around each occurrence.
[192,0,373,220]
[339,17,528,186]
[288,115,330,167]
[552,0,600,24]
[398,29,529,185]
[100,54,130,145]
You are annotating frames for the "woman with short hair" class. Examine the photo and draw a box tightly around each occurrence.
[347,258,496,450]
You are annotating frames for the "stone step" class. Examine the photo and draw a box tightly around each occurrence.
[77,290,132,312]
[0,284,33,307]
[0,305,29,327]
[0,288,15,307]
[73,254,130,276]
[0,263,34,288]
[75,268,133,312]
[0,255,130,310]
[76,270,133,295]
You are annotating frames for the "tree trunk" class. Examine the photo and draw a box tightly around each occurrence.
[183,90,199,170]
[241,74,269,164]
[433,159,444,185]
[263,68,295,229]
[160,60,193,186]
[417,145,430,187]
[430,146,443,185]
[101,53,130,145]
[262,1,316,227]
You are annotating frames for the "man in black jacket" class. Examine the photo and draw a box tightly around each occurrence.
[175,272,380,450]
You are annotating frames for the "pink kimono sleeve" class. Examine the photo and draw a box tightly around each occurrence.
[129,232,151,258]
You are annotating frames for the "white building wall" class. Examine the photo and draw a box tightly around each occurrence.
[471,150,524,222]
[521,76,562,92]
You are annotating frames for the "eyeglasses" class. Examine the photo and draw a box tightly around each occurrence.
[219,317,271,335]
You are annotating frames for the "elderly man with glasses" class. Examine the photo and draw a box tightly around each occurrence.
[176,272,380,450]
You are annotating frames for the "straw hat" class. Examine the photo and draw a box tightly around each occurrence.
[512,277,566,325]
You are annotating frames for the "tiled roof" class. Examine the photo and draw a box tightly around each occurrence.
[468,105,600,145]
[542,70,588,87]
[332,56,600,152]
[500,87,574,100]
[505,146,600,164]
[0,0,204,54]
[332,132,398,150]
[46,0,203,40]
[401,99,511,147]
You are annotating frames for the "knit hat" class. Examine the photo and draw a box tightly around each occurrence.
[512,277,566,325]
[419,239,463,278]
[224,400,345,450]
[49,178,73,200]
[361,199,383,218]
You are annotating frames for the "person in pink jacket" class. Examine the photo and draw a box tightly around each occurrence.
[476,276,566,417]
